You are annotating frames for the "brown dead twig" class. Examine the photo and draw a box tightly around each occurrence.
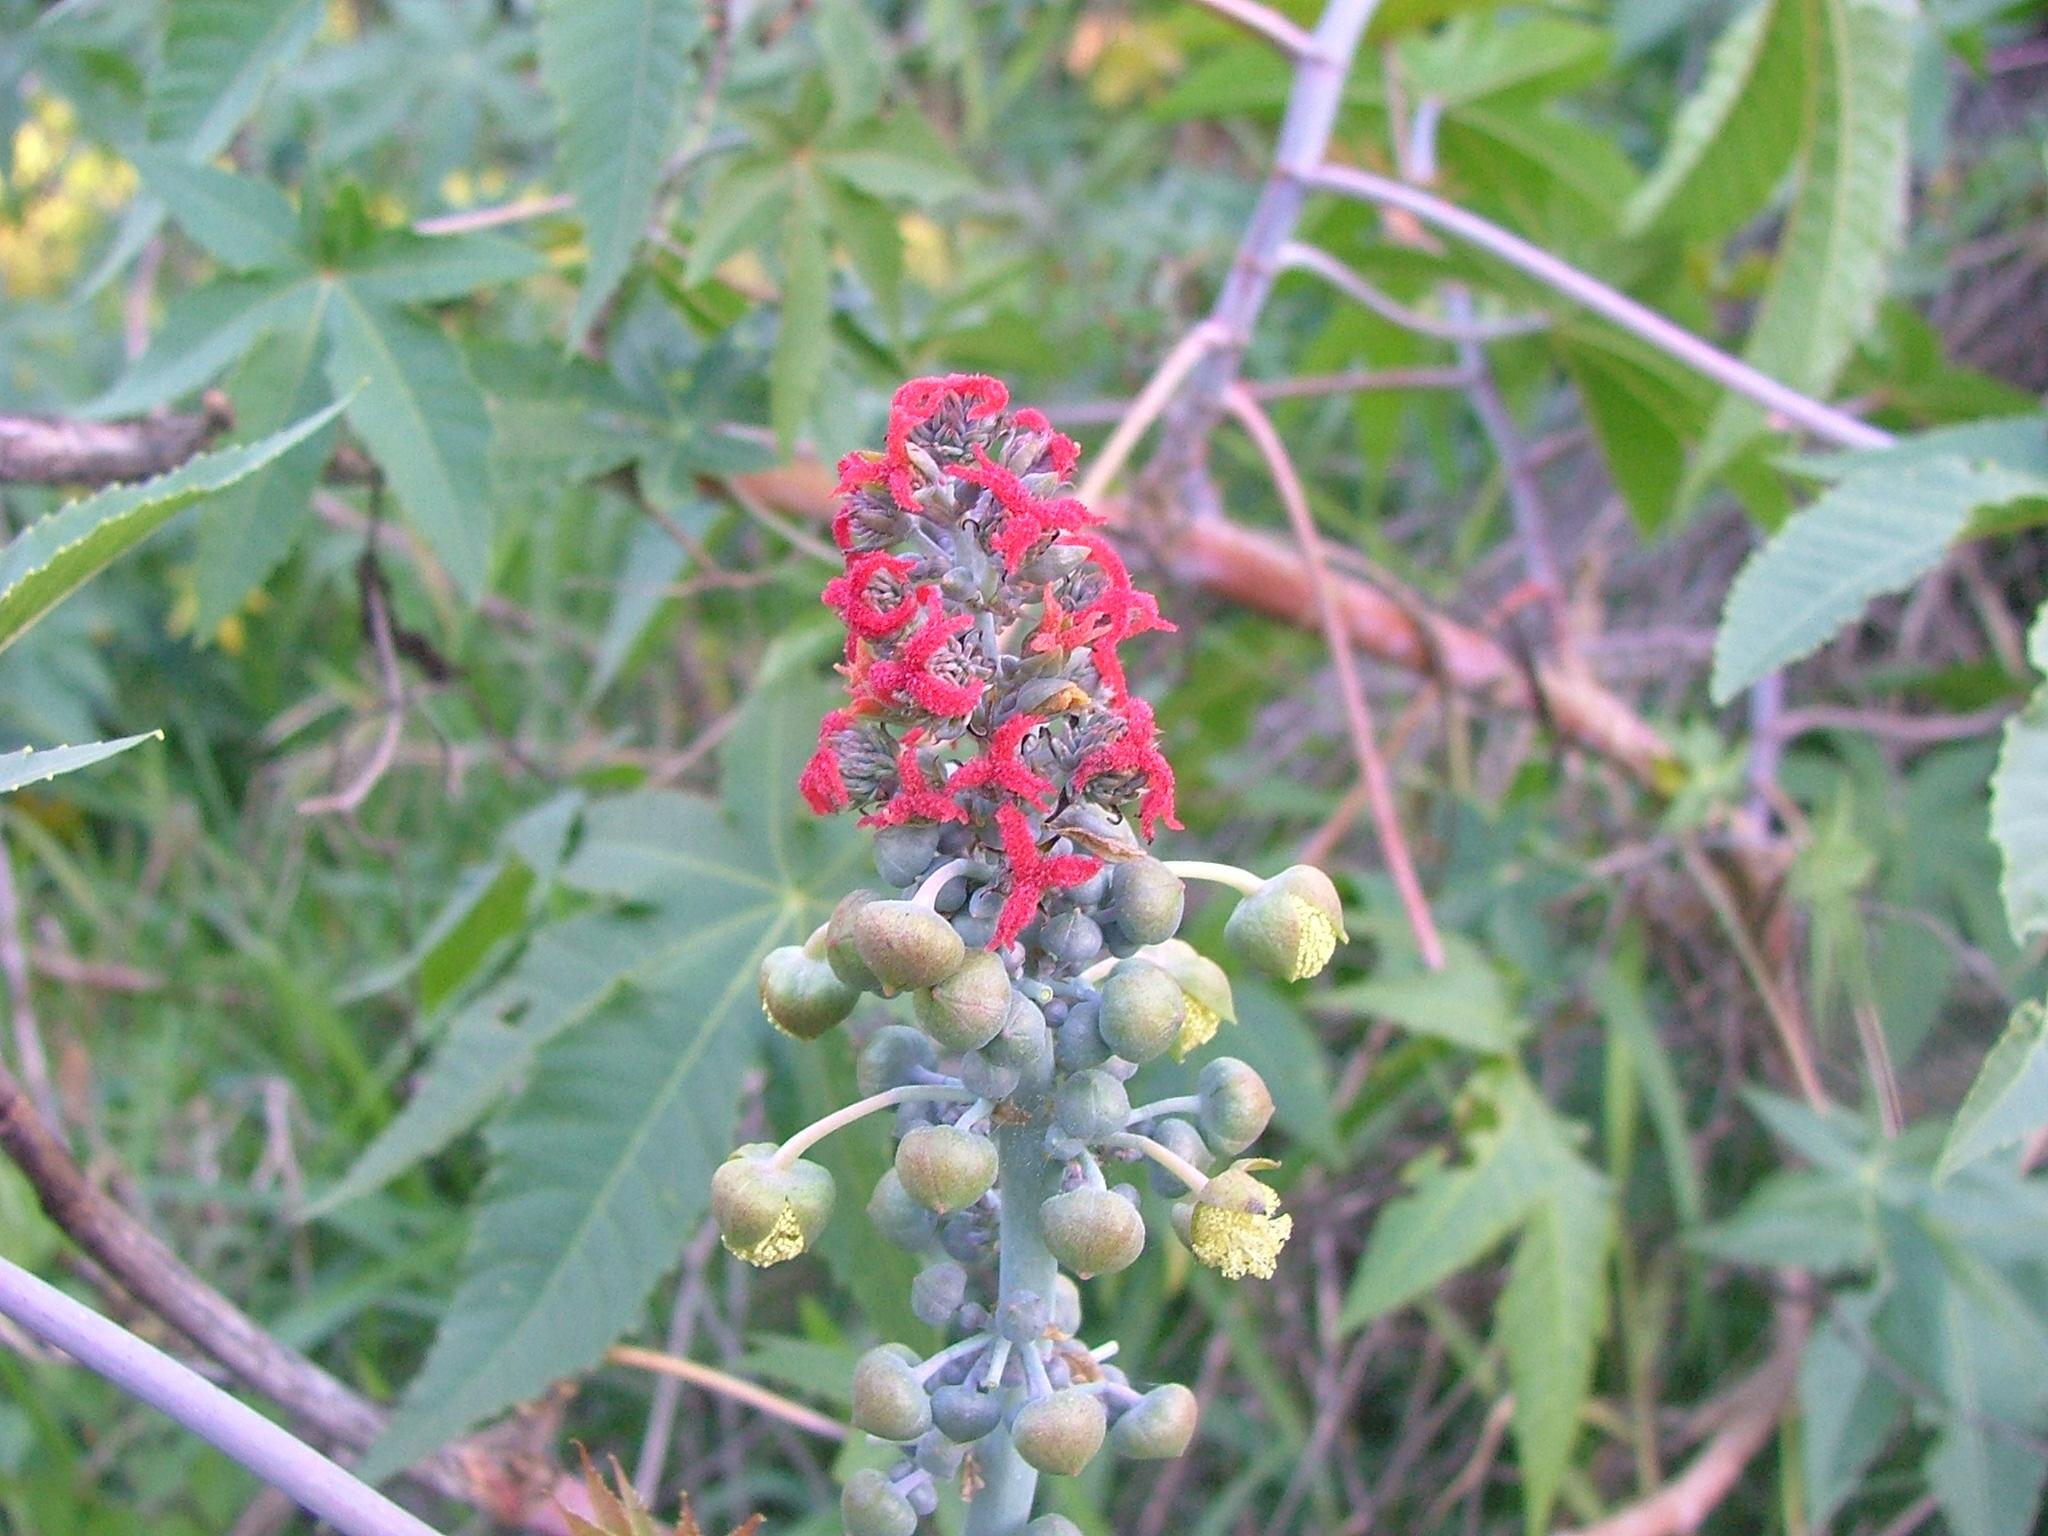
[0,395,234,486]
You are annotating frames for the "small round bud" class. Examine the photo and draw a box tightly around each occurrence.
[1012,1387,1107,1476]
[857,1025,937,1096]
[841,1468,916,1536]
[1108,859,1185,946]
[1054,1007,1111,1072]
[757,944,858,1040]
[911,1260,968,1327]
[1146,1118,1214,1198]
[1224,865,1347,982]
[1041,1186,1146,1277]
[913,949,1013,1052]
[1055,1069,1130,1143]
[1097,959,1185,1063]
[855,900,968,994]
[1196,1057,1275,1155]
[1025,1519,1085,1536]
[874,824,944,888]
[931,1382,1003,1443]
[984,992,1052,1081]
[940,1210,991,1264]
[995,1290,1051,1345]
[1111,1383,1198,1459]
[710,1146,835,1267]
[957,1050,1021,1101]
[868,1169,937,1252]
[894,1124,997,1213]
[1180,1163,1293,1280]
[906,1480,939,1518]
[1040,908,1104,967]
[915,1429,966,1478]
[826,890,883,992]
[851,1346,933,1442]
[1051,1273,1083,1336]
[1145,938,1237,1060]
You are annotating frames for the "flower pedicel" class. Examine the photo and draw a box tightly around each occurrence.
[718,374,1347,1536]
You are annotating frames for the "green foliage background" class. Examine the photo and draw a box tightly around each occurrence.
[1,0,2046,1534]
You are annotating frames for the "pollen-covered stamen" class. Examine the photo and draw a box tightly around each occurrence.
[991,804,1102,949]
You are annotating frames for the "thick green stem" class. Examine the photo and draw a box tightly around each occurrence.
[966,1119,1056,1536]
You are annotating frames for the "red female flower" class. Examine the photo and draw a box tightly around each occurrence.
[864,594,985,717]
[879,374,1011,509]
[952,448,1101,572]
[861,729,969,829]
[823,551,926,638]
[947,713,1053,808]
[1072,696,1182,839]
[799,710,855,814]
[1010,408,1080,478]
[990,804,1102,949]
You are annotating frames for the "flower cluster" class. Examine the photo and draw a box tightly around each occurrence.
[719,377,1349,1536]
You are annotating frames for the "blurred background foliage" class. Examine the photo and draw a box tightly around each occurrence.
[1,0,2047,1534]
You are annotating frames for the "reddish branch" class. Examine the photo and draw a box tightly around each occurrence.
[0,1055,584,1532]
[1560,1294,1810,1536]
[0,395,233,486]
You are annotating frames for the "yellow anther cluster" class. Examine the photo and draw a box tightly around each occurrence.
[724,1202,807,1268]
[1172,996,1220,1061]
[1189,1200,1292,1280]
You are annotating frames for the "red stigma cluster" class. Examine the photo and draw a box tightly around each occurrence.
[802,375,1183,952]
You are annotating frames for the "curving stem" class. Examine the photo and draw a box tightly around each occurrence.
[965,1119,1059,1536]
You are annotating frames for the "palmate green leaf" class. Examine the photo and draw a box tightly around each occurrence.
[340,681,862,1470]
[1936,1001,2048,1180]
[1499,1148,1611,1536]
[1341,1070,1549,1327]
[1802,1288,1906,1524]
[0,399,347,656]
[1323,934,1523,1054]
[1555,324,1710,533]
[770,185,832,457]
[128,149,303,273]
[1689,1169,1876,1270]
[192,293,336,631]
[1623,0,1807,238]
[90,275,321,417]
[147,0,324,152]
[336,229,544,307]
[324,288,494,599]
[539,0,700,343]
[815,113,978,205]
[0,733,161,795]
[1993,692,2048,944]
[1692,0,1916,488]
[1710,454,2048,702]
[682,152,793,288]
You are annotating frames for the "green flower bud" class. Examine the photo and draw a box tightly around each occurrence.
[932,1382,1003,1443]
[826,890,884,993]
[1110,1383,1198,1459]
[1108,859,1185,946]
[857,1024,938,1096]
[1012,1387,1107,1477]
[841,1468,917,1536]
[874,823,943,887]
[854,899,968,994]
[1097,959,1185,1063]
[1224,865,1347,982]
[1144,938,1237,1060]
[710,1145,835,1267]
[1025,1519,1085,1536]
[851,1345,934,1442]
[1040,1186,1146,1278]
[1146,1118,1214,1198]
[1178,1162,1292,1280]
[1196,1057,1274,1156]
[868,1168,937,1251]
[1054,1069,1130,1143]
[894,1123,997,1213]
[756,944,858,1040]
[1051,1273,1084,1336]
[913,949,1013,1052]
